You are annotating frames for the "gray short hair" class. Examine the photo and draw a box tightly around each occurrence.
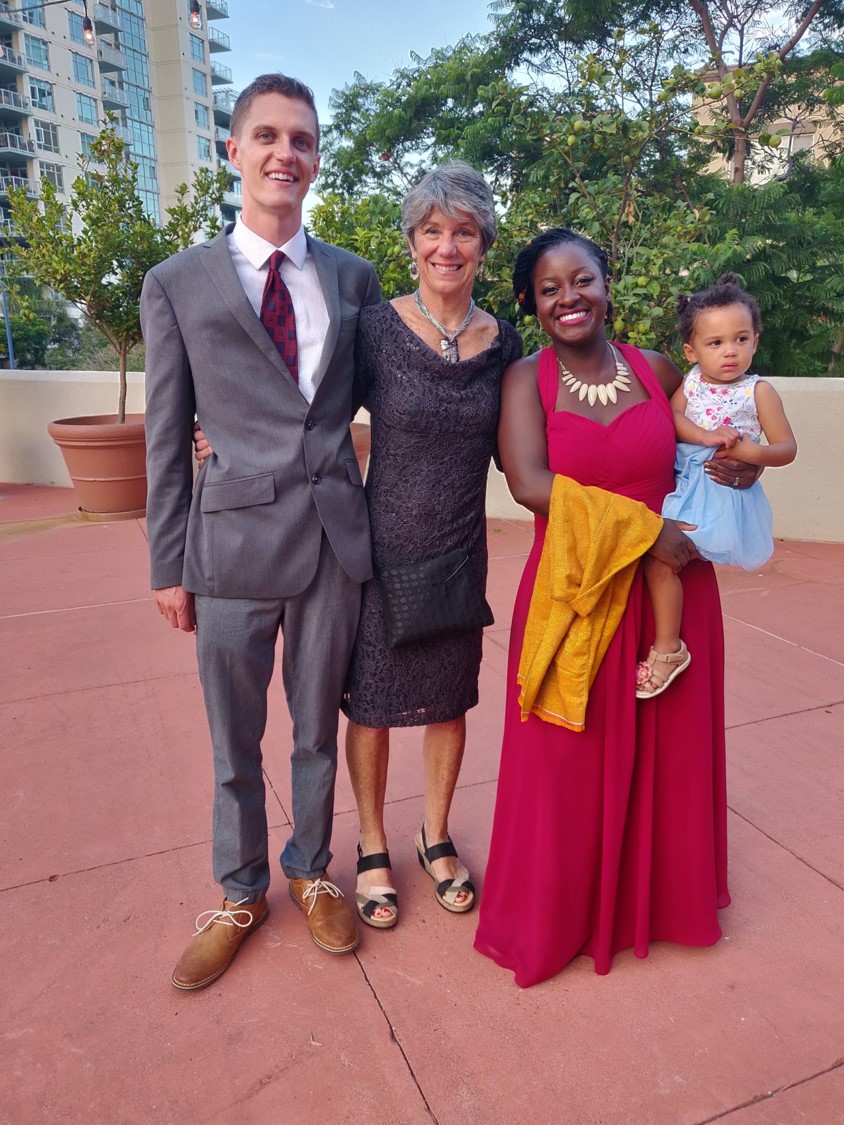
[402,162,497,254]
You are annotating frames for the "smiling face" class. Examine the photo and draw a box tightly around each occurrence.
[409,207,484,306]
[531,241,610,346]
[683,303,759,385]
[226,92,320,244]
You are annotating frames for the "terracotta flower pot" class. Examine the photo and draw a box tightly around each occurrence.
[47,414,147,521]
[351,421,371,481]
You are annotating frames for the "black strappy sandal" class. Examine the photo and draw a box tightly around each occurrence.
[415,824,476,914]
[354,844,398,930]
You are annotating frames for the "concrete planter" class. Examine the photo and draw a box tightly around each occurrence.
[46,414,147,520]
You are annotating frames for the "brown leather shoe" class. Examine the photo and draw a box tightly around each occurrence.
[171,897,269,991]
[288,874,358,954]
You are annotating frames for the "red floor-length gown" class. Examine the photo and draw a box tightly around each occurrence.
[474,345,730,987]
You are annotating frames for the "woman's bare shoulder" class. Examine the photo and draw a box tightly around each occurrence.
[639,348,683,397]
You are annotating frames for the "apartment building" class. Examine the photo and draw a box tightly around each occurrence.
[0,0,242,238]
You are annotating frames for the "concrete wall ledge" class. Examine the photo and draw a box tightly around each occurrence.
[1,371,841,543]
[1,371,146,489]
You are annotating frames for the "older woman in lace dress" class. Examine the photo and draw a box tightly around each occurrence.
[341,163,521,930]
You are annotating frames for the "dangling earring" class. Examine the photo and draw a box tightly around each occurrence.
[604,299,615,326]
[477,260,485,281]
[409,260,419,281]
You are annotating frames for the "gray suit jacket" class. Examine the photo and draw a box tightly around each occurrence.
[141,226,381,599]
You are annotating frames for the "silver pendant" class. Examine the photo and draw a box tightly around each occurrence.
[441,338,459,363]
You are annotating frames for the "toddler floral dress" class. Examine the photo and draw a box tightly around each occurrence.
[662,366,774,569]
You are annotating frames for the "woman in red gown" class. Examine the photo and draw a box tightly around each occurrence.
[473,229,749,986]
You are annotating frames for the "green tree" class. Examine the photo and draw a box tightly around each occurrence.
[701,172,844,376]
[310,193,408,298]
[7,119,228,421]
[0,280,78,368]
[318,28,718,355]
[315,2,844,370]
[493,0,844,182]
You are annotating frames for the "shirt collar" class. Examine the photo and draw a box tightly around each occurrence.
[232,216,308,271]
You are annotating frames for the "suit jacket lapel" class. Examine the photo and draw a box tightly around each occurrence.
[308,234,341,390]
[198,226,297,382]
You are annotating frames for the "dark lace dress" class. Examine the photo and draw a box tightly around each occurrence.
[341,301,523,728]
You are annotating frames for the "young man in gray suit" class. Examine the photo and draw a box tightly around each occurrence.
[141,74,381,990]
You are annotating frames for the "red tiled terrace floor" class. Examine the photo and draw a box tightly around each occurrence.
[1,483,842,1124]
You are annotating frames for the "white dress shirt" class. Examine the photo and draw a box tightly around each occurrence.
[227,217,330,404]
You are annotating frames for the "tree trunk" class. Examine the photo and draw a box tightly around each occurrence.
[118,347,127,425]
[732,131,748,185]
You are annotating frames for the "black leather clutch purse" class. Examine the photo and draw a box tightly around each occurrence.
[378,548,494,649]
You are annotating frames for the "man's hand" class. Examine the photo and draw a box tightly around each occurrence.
[193,422,212,464]
[155,585,196,632]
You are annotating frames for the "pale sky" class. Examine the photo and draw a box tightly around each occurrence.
[223,0,497,126]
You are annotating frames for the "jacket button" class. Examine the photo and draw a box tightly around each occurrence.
[311,474,321,484]
[306,420,314,430]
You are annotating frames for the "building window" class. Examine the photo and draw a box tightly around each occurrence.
[34,119,60,154]
[192,67,207,97]
[790,130,815,155]
[189,33,205,63]
[24,34,50,72]
[72,53,97,89]
[76,93,98,126]
[194,102,209,129]
[21,0,46,28]
[40,162,64,192]
[67,11,86,44]
[130,121,156,158]
[197,135,212,161]
[29,79,54,114]
[80,132,97,158]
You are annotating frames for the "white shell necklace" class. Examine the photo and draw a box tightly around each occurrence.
[558,345,632,406]
[414,289,476,363]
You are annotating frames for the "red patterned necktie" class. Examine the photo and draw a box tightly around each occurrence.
[260,250,299,383]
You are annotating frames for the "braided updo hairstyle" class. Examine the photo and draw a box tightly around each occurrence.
[512,227,610,316]
[677,273,762,343]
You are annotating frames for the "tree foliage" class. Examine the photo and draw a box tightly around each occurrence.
[7,119,228,420]
[311,1,844,373]
[493,0,844,182]
[0,279,78,368]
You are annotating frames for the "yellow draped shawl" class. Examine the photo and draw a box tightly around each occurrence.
[517,474,663,731]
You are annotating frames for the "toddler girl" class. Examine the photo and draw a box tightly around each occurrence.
[637,273,797,698]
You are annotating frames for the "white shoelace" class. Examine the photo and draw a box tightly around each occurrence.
[193,897,255,935]
[301,879,344,915]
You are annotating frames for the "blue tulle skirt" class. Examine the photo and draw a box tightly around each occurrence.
[662,443,774,570]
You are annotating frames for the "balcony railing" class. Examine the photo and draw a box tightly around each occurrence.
[212,88,238,121]
[0,88,31,114]
[206,0,229,19]
[0,131,35,155]
[207,26,231,52]
[0,173,36,194]
[0,47,27,72]
[111,123,133,146]
[210,60,232,85]
[97,41,126,71]
[0,1,22,27]
[100,78,128,108]
[94,3,123,32]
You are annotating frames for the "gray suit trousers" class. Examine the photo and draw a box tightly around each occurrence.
[195,534,361,899]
